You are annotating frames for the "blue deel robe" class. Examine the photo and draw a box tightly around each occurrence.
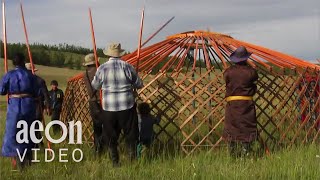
[0,67,40,157]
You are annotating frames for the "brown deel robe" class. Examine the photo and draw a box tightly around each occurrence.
[223,64,259,142]
[83,66,99,102]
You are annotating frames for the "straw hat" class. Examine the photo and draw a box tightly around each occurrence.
[103,43,125,57]
[25,63,38,72]
[83,53,96,66]
[230,46,252,63]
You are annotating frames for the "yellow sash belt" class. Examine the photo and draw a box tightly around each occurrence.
[226,96,253,102]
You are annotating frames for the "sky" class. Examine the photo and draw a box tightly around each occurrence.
[2,0,320,61]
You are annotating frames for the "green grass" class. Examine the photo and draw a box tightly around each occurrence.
[0,140,319,179]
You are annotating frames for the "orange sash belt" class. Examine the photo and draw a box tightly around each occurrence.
[226,96,253,102]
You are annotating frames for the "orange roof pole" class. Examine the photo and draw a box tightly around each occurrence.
[225,40,272,70]
[142,16,174,47]
[89,8,99,69]
[20,2,35,74]
[175,39,195,72]
[160,37,192,72]
[140,39,184,71]
[122,17,174,61]
[200,35,211,70]
[126,39,173,64]
[192,37,199,71]
[208,37,228,69]
[2,0,9,111]
[140,39,184,72]
[20,2,52,153]
[235,39,319,70]
[88,8,103,109]
[2,1,12,167]
[2,0,8,73]
[136,7,145,72]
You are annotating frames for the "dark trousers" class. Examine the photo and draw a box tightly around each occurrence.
[15,150,32,170]
[51,109,61,134]
[103,106,139,164]
[140,138,152,148]
[35,103,44,147]
[88,101,104,152]
[229,141,252,158]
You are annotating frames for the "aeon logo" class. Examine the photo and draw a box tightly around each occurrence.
[16,120,83,163]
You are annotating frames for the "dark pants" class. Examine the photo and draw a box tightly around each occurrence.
[103,106,139,164]
[15,150,32,171]
[229,141,252,158]
[34,103,44,147]
[88,101,104,153]
[140,138,152,148]
[51,109,61,134]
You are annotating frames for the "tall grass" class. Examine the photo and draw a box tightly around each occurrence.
[0,144,319,179]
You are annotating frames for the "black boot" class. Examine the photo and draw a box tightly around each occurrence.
[127,143,137,162]
[109,147,120,167]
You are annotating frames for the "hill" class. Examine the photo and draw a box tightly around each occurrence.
[0,59,82,106]
[0,41,123,70]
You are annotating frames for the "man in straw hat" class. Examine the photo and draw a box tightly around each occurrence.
[25,63,51,147]
[223,46,259,158]
[92,43,143,167]
[83,53,105,154]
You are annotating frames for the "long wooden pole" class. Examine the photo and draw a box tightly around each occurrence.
[88,8,102,107]
[136,7,145,72]
[2,0,15,169]
[20,2,52,152]
[141,16,174,47]
[122,16,175,61]
[2,0,8,73]
[2,0,8,103]
[20,2,34,74]
[89,8,99,68]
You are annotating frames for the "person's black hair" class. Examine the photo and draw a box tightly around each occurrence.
[138,103,151,115]
[51,80,58,86]
[86,64,96,68]
[12,53,26,67]
[235,61,248,66]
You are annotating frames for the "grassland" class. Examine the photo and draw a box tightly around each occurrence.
[0,60,319,179]
[0,136,319,179]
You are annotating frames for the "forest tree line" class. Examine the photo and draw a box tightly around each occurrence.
[0,41,227,71]
[0,41,115,70]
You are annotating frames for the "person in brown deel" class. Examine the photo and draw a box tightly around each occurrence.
[223,46,259,158]
[25,63,51,148]
[82,53,104,154]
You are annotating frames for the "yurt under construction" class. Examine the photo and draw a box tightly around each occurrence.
[61,30,320,155]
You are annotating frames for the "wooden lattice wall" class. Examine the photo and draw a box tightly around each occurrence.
[60,31,320,155]
[61,69,319,154]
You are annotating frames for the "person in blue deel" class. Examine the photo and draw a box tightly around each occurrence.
[0,53,40,170]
